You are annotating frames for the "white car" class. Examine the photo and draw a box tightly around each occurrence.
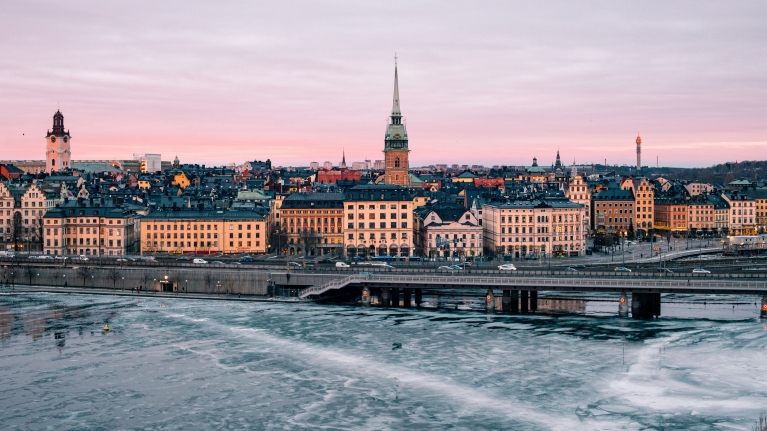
[692,268,711,274]
[193,258,208,264]
[335,262,350,268]
[498,264,517,271]
[371,262,394,268]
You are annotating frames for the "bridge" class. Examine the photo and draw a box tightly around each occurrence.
[269,272,767,319]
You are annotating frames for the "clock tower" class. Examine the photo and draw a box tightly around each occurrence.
[46,109,71,174]
[384,59,410,186]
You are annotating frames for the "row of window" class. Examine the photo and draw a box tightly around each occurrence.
[500,236,579,243]
[347,204,409,210]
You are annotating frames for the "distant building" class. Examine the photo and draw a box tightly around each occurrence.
[323,161,333,170]
[383,61,410,186]
[133,153,162,173]
[374,160,385,170]
[46,109,72,173]
[309,162,320,170]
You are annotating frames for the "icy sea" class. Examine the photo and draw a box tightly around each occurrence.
[1,292,766,430]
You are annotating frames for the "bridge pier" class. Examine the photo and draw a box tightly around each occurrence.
[486,289,495,312]
[391,288,400,307]
[511,290,519,313]
[381,287,390,307]
[361,287,370,306]
[631,292,661,319]
[520,290,529,313]
[502,290,511,312]
[403,288,412,308]
[619,291,628,317]
[414,288,423,308]
[530,291,538,312]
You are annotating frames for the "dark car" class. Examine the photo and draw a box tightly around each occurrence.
[176,256,193,261]
[239,256,255,263]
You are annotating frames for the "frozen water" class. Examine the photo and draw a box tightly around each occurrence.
[0,292,766,430]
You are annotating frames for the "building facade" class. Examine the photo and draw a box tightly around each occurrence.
[43,201,139,256]
[566,174,591,235]
[483,198,586,259]
[140,210,266,255]
[343,185,414,257]
[414,202,483,259]
[280,192,345,256]
[592,189,635,235]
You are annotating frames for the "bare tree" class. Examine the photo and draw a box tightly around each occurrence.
[203,272,213,293]
[141,271,153,290]
[107,267,121,290]
[10,212,23,252]
[24,266,37,285]
[77,266,93,286]
[299,228,322,256]
[52,268,62,286]
[268,225,288,255]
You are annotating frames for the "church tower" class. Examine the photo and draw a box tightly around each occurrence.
[636,133,642,172]
[46,109,71,174]
[384,58,410,186]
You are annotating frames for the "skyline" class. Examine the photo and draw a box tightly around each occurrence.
[1,1,766,168]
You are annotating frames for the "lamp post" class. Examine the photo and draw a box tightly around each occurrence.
[185,279,188,293]
[121,276,124,291]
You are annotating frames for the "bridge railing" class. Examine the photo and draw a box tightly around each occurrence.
[298,273,767,297]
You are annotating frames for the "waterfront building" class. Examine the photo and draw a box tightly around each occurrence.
[687,199,716,235]
[721,192,756,235]
[483,198,586,259]
[140,210,266,255]
[565,173,591,235]
[622,178,655,237]
[280,192,345,256]
[591,189,634,235]
[653,197,688,235]
[46,109,72,173]
[43,199,139,256]
[343,185,414,257]
[708,194,731,234]
[383,61,410,186]
[413,201,483,259]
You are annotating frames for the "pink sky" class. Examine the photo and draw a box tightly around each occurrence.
[1,1,765,168]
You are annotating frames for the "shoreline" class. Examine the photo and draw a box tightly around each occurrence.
[0,285,307,303]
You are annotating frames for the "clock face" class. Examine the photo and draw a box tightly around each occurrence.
[51,136,56,143]
[63,136,68,143]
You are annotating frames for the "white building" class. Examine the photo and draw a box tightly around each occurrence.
[133,153,162,173]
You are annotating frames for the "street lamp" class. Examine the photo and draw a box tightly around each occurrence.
[185,279,188,293]
[121,276,124,291]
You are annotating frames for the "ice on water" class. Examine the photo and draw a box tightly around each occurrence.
[0,293,766,430]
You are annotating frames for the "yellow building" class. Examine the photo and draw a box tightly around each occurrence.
[280,192,344,256]
[140,210,267,255]
[622,177,655,236]
[172,172,190,189]
[343,185,414,257]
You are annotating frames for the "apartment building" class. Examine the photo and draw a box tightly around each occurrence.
[343,185,414,258]
[280,192,344,256]
[483,198,586,258]
[43,201,139,256]
[140,210,266,255]
[566,174,591,235]
[721,192,756,235]
[413,201,482,259]
[592,189,634,235]
[622,177,655,236]
[653,198,688,234]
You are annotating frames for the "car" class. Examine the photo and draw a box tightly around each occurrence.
[78,255,89,261]
[614,267,632,272]
[116,258,129,262]
[287,262,302,267]
[692,268,711,274]
[239,256,255,263]
[176,256,192,261]
[565,267,579,272]
[210,261,225,265]
[498,264,517,271]
[335,262,350,268]
[192,258,208,264]
[657,268,673,274]
[570,264,586,269]
[55,256,68,260]
[230,262,242,265]
[438,265,462,270]
[457,261,473,267]
[371,262,394,268]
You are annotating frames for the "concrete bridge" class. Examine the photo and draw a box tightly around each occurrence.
[270,272,767,319]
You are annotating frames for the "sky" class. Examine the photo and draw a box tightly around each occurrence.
[1,1,765,168]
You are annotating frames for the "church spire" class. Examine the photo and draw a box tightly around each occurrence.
[391,54,401,119]
[340,148,347,169]
[555,149,562,168]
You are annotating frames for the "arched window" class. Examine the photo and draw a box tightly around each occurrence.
[51,159,55,166]
[394,157,400,168]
